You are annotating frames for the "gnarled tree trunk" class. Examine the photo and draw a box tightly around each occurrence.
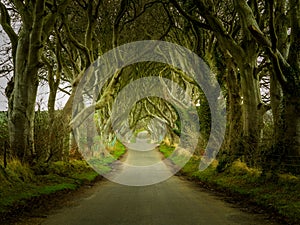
[1,0,70,163]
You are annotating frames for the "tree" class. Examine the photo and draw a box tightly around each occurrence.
[240,0,300,171]
[170,0,263,167]
[0,0,70,163]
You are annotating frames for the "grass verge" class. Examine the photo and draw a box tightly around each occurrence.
[87,140,127,174]
[0,159,98,220]
[0,141,126,222]
[160,143,300,225]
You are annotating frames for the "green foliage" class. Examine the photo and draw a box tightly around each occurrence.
[173,119,181,136]
[177,154,300,224]
[35,110,71,162]
[160,141,300,223]
[228,160,261,177]
[0,158,99,215]
[0,111,69,162]
[34,111,50,160]
[37,183,78,194]
[86,140,127,174]
[6,159,35,182]
[111,140,126,159]
[197,97,211,141]
[45,160,92,176]
[0,112,9,164]
[159,143,174,158]
[71,172,98,182]
[88,157,115,174]
[0,112,8,142]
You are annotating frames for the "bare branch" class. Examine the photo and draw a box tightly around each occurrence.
[0,2,18,59]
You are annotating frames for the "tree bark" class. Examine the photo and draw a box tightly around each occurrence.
[171,0,263,166]
[270,0,300,171]
[239,62,261,162]
[8,26,39,162]
[3,0,70,163]
[218,65,243,171]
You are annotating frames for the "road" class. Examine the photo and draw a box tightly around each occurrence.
[40,141,279,225]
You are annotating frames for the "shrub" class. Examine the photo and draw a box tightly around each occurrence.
[4,159,35,183]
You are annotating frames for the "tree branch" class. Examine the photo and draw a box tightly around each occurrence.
[170,0,212,31]
[63,15,92,66]
[0,2,18,61]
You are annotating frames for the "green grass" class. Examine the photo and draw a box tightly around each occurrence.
[0,159,99,215]
[71,171,99,182]
[159,144,174,158]
[159,143,194,167]
[87,140,127,174]
[0,142,127,216]
[159,144,300,224]
[110,140,127,159]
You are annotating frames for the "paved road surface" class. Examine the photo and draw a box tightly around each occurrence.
[105,147,174,186]
[41,143,279,225]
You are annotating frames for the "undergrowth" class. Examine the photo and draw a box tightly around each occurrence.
[160,143,300,224]
[0,159,97,215]
[0,141,126,217]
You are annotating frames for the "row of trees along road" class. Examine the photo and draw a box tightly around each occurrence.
[0,0,299,175]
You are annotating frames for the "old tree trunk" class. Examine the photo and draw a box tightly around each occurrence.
[9,27,40,162]
[278,20,300,170]
[244,0,300,171]
[1,0,69,163]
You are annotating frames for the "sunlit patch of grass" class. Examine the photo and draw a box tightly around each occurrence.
[112,141,126,159]
[159,143,175,158]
